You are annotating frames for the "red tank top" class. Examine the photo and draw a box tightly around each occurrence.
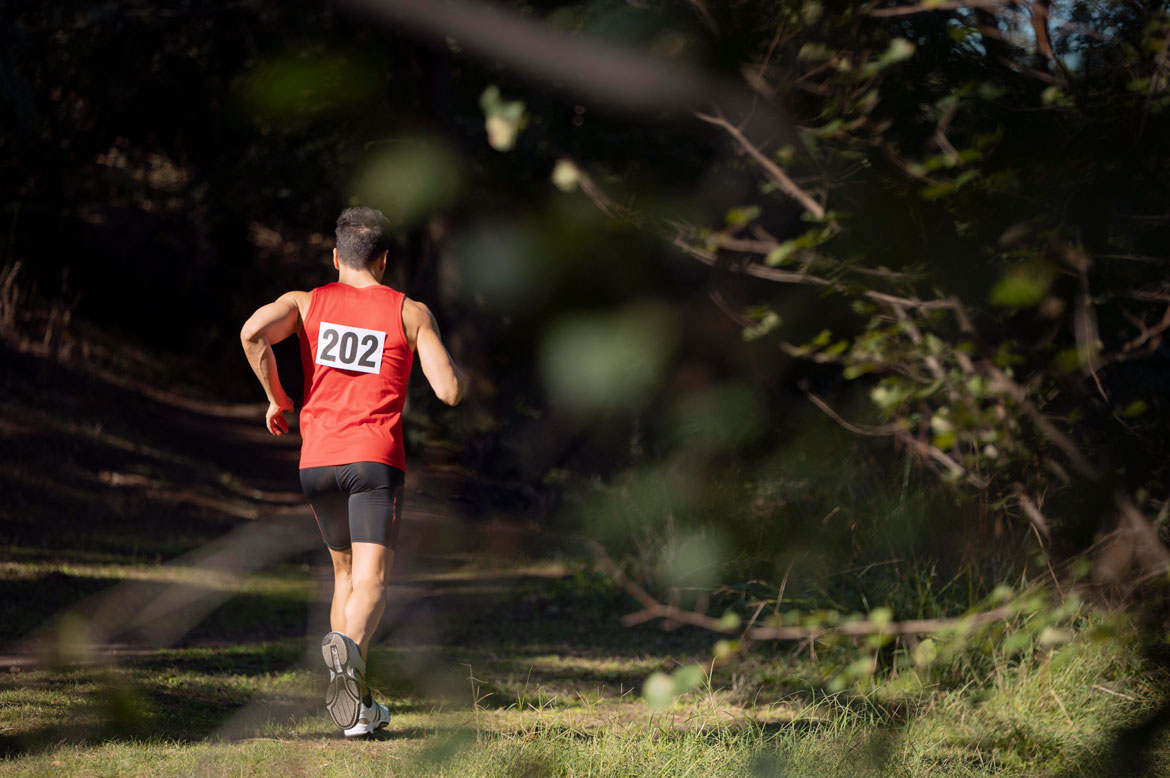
[297,283,414,471]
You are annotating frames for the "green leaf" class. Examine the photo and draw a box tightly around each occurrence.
[774,144,796,166]
[988,584,1014,604]
[932,431,957,450]
[643,671,674,712]
[977,83,1006,101]
[990,262,1055,308]
[1041,86,1071,106]
[1038,626,1073,646]
[550,159,580,192]
[1070,558,1092,581]
[862,38,915,75]
[765,241,798,266]
[725,205,761,227]
[797,43,835,62]
[843,363,875,380]
[1122,399,1148,418]
[920,181,957,201]
[717,611,742,631]
[913,638,937,668]
[1004,631,1033,655]
[713,639,738,659]
[742,310,782,342]
[801,1,823,25]
[479,85,527,151]
[672,664,706,693]
[823,340,849,358]
[845,656,876,678]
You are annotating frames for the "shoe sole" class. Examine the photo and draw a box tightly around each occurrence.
[321,632,363,730]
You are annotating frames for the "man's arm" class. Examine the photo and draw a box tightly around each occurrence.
[240,291,307,435]
[404,299,466,406]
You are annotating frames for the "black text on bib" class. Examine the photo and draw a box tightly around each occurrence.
[316,322,386,375]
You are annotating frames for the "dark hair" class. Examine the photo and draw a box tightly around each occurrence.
[335,207,391,269]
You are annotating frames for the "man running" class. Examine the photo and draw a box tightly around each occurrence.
[240,206,466,737]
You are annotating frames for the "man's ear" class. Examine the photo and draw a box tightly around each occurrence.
[332,248,340,271]
[378,251,388,274]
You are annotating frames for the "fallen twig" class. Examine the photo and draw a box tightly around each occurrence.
[592,541,1015,641]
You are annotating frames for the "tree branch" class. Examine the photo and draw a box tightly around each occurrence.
[1014,484,1052,542]
[693,109,826,220]
[1030,0,1055,65]
[863,0,1004,17]
[593,541,1015,641]
[982,363,1099,480]
[805,390,900,436]
[804,388,989,488]
[671,235,836,287]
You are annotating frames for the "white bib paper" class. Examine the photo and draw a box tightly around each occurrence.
[315,321,386,375]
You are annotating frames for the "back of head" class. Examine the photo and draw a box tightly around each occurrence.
[335,207,391,269]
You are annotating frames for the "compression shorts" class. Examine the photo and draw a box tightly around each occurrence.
[299,462,405,551]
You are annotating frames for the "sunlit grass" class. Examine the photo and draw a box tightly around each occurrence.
[0,560,312,594]
[3,550,1168,777]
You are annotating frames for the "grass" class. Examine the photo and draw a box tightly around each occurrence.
[2,321,1170,776]
[3,552,1168,776]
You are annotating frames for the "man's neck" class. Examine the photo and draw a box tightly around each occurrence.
[336,268,381,288]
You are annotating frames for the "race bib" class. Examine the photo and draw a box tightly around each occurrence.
[315,321,386,375]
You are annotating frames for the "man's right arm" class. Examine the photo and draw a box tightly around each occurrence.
[404,299,466,406]
[240,291,308,434]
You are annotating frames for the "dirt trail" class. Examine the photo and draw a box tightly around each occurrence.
[0,339,551,664]
[0,342,728,755]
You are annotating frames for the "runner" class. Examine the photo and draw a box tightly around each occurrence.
[240,206,466,737]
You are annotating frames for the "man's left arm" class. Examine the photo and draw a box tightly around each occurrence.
[240,291,305,435]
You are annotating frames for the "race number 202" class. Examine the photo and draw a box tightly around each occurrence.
[316,322,386,375]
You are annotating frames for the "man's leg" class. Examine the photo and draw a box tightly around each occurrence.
[322,461,402,732]
[301,466,355,634]
[303,466,368,729]
[339,462,404,662]
[327,546,354,634]
[342,542,394,661]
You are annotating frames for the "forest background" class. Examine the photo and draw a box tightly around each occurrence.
[3,0,1170,775]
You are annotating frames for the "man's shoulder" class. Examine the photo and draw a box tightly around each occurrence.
[401,296,428,314]
[400,298,436,344]
[276,290,312,319]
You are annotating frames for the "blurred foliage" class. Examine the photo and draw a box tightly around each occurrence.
[4,0,1170,741]
[504,0,1170,713]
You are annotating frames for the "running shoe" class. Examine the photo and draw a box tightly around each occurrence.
[344,699,390,738]
[321,631,365,729]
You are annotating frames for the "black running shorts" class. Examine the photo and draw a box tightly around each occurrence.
[299,462,405,551]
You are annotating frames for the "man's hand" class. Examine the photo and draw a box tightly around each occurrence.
[266,395,294,436]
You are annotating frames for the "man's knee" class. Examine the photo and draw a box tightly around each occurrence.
[329,548,354,576]
[333,569,354,593]
[351,575,388,602]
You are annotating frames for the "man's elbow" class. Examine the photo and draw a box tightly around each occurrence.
[437,372,466,406]
[240,321,268,347]
[438,383,463,406]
